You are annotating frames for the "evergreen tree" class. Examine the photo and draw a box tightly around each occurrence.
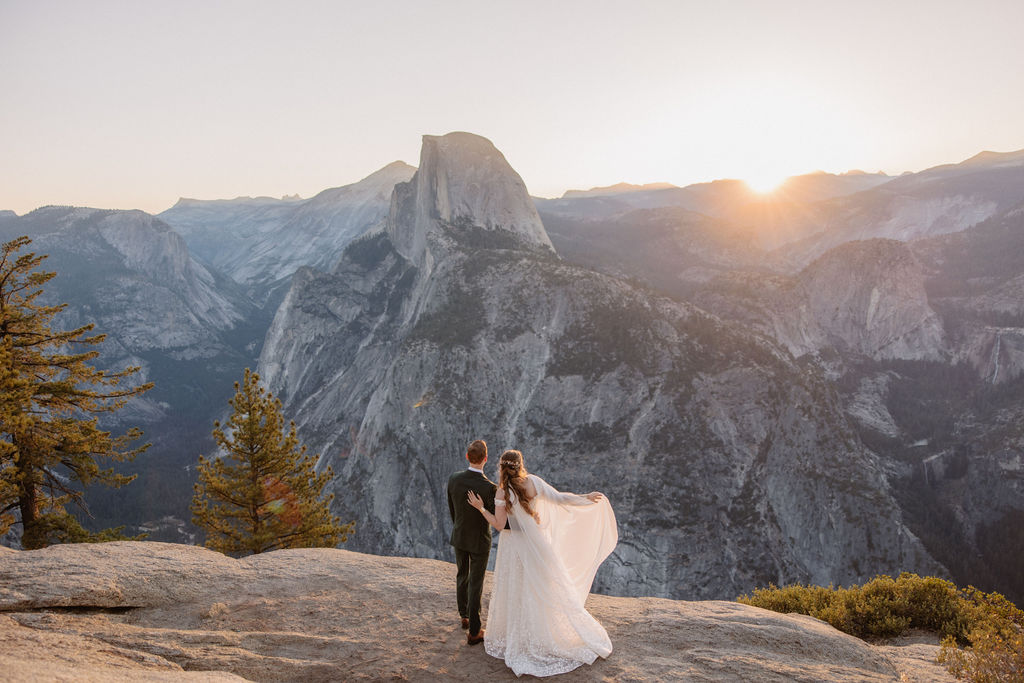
[0,236,152,548]
[191,368,353,555]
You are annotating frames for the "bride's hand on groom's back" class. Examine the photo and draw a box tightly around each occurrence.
[467,491,484,509]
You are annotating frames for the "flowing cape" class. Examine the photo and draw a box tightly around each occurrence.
[522,474,618,604]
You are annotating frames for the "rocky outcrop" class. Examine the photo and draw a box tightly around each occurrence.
[259,133,939,600]
[845,373,902,439]
[794,240,946,359]
[0,542,954,682]
[697,239,946,362]
[160,162,415,297]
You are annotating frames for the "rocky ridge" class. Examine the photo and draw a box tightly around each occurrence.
[778,151,1024,267]
[2,207,249,342]
[0,542,953,682]
[536,171,892,253]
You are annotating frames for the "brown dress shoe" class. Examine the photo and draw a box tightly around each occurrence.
[461,617,469,630]
[467,629,485,645]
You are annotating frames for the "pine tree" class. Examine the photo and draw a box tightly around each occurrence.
[191,368,353,555]
[0,236,152,548]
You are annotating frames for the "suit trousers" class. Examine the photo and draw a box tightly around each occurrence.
[455,546,489,635]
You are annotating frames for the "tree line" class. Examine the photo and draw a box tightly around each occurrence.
[0,236,352,554]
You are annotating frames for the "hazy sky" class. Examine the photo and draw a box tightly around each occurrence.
[2,0,1023,214]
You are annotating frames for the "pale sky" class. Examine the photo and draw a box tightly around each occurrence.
[2,0,1023,215]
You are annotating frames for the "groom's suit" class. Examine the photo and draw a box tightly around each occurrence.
[447,468,496,636]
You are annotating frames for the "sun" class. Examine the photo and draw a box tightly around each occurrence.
[744,171,788,195]
[674,74,863,199]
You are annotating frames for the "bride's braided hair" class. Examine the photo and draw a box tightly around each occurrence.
[498,450,538,522]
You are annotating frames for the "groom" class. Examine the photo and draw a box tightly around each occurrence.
[447,439,496,645]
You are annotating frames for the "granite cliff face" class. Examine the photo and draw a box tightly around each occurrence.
[259,132,938,599]
[0,208,255,397]
[160,162,415,298]
[680,204,1024,604]
[386,132,552,267]
[913,203,1024,383]
[696,239,946,363]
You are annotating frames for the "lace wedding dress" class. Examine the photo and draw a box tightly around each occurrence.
[484,474,618,677]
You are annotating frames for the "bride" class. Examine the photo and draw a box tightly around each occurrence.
[467,449,617,677]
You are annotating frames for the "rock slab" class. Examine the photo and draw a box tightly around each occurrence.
[0,542,953,682]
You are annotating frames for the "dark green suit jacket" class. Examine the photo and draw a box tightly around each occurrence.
[447,469,497,554]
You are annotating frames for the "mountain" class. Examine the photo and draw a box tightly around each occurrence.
[767,171,892,203]
[695,239,946,362]
[543,206,769,298]
[0,207,263,539]
[385,132,553,266]
[159,161,415,300]
[912,201,1024,383]
[536,171,892,252]
[561,181,679,198]
[685,214,1024,604]
[888,203,1024,602]
[535,178,756,223]
[536,172,894,301]
[778,150,1024,267]
[539,171,889,221]
[258,132,938,600]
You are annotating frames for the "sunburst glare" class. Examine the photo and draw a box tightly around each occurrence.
[744,172,788,194]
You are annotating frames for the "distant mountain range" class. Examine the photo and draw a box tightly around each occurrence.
[158,161,415,302]
[2,139,1022,604]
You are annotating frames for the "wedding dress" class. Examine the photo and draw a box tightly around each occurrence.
[484,474,618,677]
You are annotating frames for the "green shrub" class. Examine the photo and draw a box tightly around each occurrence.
[740,582,836,617]
[738,573,1024,681]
